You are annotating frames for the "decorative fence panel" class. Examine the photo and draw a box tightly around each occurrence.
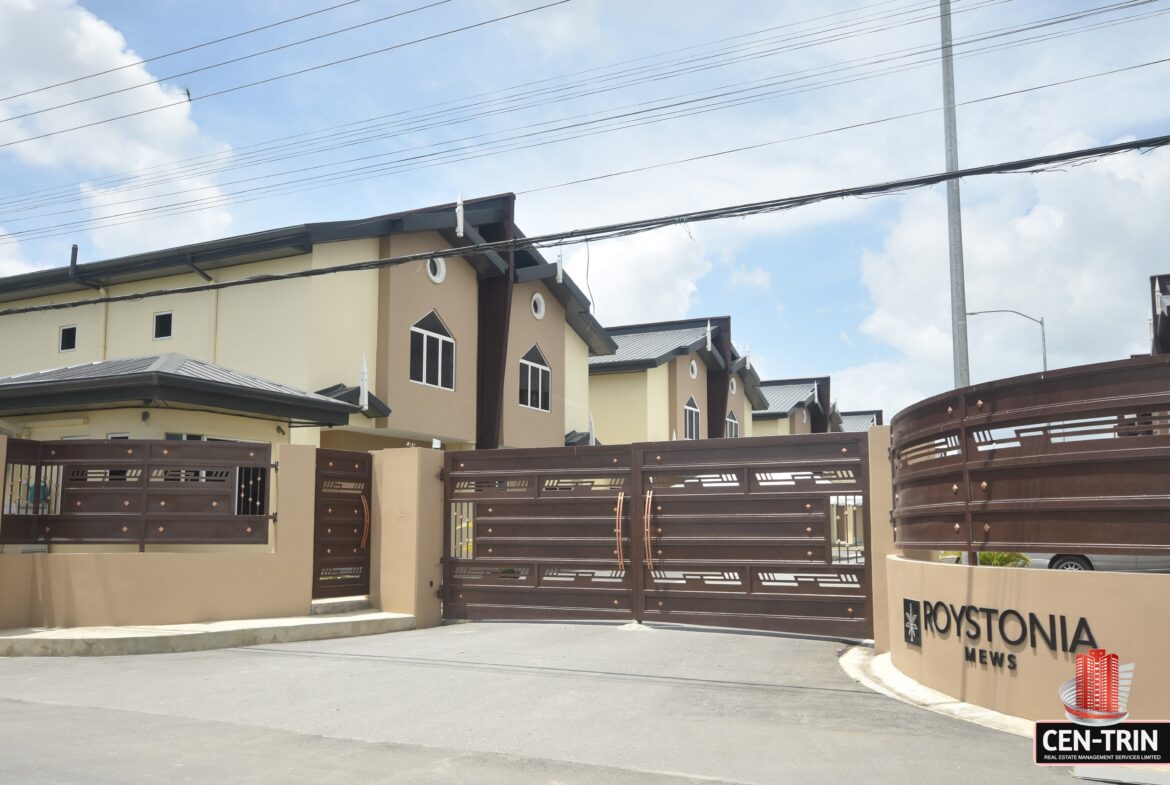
[891,355,1170,554]
[1,438,273,549]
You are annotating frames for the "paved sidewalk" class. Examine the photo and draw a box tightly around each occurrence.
[0,622,1068,784]
[0,609,414,655]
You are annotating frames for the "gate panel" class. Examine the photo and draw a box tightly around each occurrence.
[441,435,873,639]
[636,435,871,638]
[312,449,372,599]
[443,447,635,621]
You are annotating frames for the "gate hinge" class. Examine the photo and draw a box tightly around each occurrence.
[272,461,279,472]
[272,512,278,524]
[437,467,445,482]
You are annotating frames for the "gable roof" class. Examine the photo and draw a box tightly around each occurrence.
[589,322,713,371]
[752,377,832,420]
[0,193,616,356]
[0,354,358,425]
[838,409,884,432]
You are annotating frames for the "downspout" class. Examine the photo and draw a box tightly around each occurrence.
[98,289,109,361]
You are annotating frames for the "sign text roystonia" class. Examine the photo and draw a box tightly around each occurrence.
[903,598,1098,670]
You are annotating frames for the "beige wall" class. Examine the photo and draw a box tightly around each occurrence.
[378,232,478,445]
[7,407,289,444]
[0,442,315,628]
[669,352,708,440]
[886,555,1170,721]
[590,371,649,445]
[726,371,749,438]
[868,426,894,652]
[370,448,443,628]
[308,240,380,392]
[645,364,671,442]
[502,280,565,449]
[563,329,591,436]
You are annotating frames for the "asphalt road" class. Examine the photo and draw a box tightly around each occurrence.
[0,622,1069,784]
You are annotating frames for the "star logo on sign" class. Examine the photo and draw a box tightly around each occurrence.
[905,608,919,640]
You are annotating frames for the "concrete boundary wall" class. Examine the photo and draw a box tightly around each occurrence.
[885,554,1170,721]
[0,441,316,629]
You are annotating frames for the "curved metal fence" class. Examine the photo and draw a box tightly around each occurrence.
[890,355,1170,554]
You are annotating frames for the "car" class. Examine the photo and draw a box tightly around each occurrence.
[1026,553,1170,573]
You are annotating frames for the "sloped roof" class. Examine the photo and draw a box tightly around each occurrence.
[758,380,817,415]
[838,409,884,432]
[589,324,710,370]
[0,354,357,424]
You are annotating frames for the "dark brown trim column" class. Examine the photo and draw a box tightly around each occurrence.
[705,316,732,438]
[474,195,516,449]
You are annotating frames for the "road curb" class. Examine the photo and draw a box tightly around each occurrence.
[839,645,1032,737]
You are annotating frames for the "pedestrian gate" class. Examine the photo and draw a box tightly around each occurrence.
[443,434,873,639]
[312,449,373,599]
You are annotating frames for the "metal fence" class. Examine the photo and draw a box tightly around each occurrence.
[1,438,274,549]
[891,355,1170,555]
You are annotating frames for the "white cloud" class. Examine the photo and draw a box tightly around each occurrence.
[832,146,1170,419]
[728,264,771,291]
[0,227,35,276]
[0,0,232,261]
[563,228,712,325]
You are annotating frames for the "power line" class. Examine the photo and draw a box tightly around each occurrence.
[1,0,1156,239]
[1,3,1163,246]
[0,0,362,104]
[1,132,1166,318]
[0,0,572,151]
[0,0,454,125]
[0,0,990,209]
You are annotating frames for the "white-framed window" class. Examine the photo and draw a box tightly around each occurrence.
[684,396,701,440]
[729,377,737,395]
[410,311,455,390]
[153,311,173,340]
[59,325,77,352]
[688,359,698,379]
[531,292,546,320]
[725,411,739,438]
[426,257,446,284]
[519,346,551,412]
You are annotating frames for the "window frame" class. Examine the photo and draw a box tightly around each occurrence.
[58,324,77,353]
[153,311,173,340]
[684,397,701,440]
[409,315,455,391]
[519,347,551,412]
[725,410,739,438]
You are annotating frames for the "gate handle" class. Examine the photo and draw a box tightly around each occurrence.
[359,494,371,550]
[614,491,625,568]
[643,490,654,571]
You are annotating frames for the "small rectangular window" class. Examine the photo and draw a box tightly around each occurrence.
[409,331,424,382]
[519,364,531,406]
[153,312,173,340]
[539,367,550,411]
[59,325,77,352]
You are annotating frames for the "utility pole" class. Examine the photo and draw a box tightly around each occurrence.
[940,0,970,388]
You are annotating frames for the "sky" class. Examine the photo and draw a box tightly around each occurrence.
[0,0,1168,421]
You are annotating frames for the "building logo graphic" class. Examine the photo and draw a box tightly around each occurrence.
[1059,648,1135,727]
[903,598,921,646]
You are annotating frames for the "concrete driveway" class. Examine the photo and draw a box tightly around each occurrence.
[0,622,1066,784]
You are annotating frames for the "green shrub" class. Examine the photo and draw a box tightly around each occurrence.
[940,551,1030,568]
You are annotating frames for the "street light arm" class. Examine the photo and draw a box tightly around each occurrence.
[966,309,1044,326]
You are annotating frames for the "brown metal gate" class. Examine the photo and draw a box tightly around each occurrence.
[312,449,373,599]
[443,434,873,639]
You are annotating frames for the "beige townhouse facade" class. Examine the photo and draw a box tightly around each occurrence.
[0,194,615,450]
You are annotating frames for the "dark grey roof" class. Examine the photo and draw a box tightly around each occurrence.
[752,377,832,422]
[0,354,357,424]
[838,409,884,432]
[589,324,710,370]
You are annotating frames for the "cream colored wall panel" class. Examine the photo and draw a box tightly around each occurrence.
[308,239,380,392]
[563,330,591,436]
[590,372,648,445]
[0,297,104,377]
[8,408,289,444]
[670,352,708,439]
[645,364,670,442]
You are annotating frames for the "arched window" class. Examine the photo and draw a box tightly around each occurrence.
[410,311,454,390]
[684,396,701,440]
[519,346,551,411]
[725,410,739,438]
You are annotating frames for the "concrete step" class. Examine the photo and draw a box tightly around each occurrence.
[0,610,415,657]
[310,595,372,616]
